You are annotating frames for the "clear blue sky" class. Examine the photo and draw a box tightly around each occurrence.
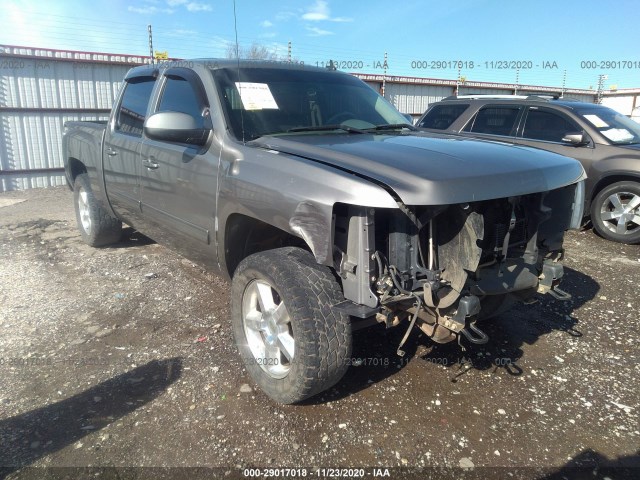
[1,0,639,89]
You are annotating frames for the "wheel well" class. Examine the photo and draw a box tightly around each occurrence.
[224,214,309,278]
[68,158,87,182]
[592,174,640,201]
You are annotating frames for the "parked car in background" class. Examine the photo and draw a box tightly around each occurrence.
[416,95,640,244]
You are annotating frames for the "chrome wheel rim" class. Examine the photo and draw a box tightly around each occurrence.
[600,191,640,236]
[78,187,92,234]
[241,279,294,379]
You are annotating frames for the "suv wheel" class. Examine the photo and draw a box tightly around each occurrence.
[231,247,352,404]
[591,181,640,244]
[73,173,122,246]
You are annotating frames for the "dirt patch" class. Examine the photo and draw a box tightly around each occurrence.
[0,187,638,478]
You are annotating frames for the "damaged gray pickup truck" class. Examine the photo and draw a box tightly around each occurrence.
[63,60,586,404]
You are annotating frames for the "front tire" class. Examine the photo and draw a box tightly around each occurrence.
[591,181,640,244]
[73,173,122,247]
[231,247,352,404]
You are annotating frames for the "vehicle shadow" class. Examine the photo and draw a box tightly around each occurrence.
[110,227,156,248]
[312,265,599,403]
[0,358,182,476]
[537,448,640,480]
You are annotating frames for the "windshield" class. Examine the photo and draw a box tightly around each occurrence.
[576,105,640,145]
[212,67,409,141]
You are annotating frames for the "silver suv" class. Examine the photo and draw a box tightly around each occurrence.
[416,95,640,244]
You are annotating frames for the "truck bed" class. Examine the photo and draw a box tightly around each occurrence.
[62,121,107,190]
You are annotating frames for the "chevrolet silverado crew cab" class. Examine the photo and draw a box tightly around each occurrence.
[416,95,640,244]
[63,60,585,404]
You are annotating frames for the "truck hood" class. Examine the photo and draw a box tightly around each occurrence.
[252,133,586,205]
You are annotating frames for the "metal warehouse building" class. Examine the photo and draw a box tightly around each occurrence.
[1,44,639,192]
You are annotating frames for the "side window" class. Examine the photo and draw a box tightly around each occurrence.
[418,104,469,129]
[463,106,521,136]
[157,76,204,128]
[115,77,156,136]
[522,108,580,142]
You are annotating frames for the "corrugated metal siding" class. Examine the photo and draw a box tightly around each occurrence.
[1,60,128,108]
[1,112,109,168]
[364,81,381,93]
[385,84,454,114]
[1,172,66,191]
[458,87,513,96]
[1,59,128,191]
[602,95,637,115]
[563,93,596,103]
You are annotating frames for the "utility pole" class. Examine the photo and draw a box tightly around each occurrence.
[287,41,292,63]
[148,25,154,65]
[514,68,520,95]
[561,70,567,98]
[596,74,607,104]
[381,52,388,97]
[455,63,462,96]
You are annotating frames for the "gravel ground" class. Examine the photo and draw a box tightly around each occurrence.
[0,187,638,480]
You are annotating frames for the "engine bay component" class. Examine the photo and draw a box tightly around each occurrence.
[333,183,582,352]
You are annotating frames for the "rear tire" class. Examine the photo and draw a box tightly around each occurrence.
[231,247,352,404]
[591,181,640,244]
[73,173,122,247]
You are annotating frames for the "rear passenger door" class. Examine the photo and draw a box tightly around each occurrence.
[460,104,524,141]
[104,74,156,226]
[139,68,219,267]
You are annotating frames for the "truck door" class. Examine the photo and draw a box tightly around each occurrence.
[103,74,156,225]
[139,68,219,268]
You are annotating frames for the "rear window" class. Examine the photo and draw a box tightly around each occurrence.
[115,77,156,136]
[463,106,521,136]
[417,104,469,130]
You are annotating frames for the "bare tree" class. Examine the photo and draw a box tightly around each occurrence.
[225,42,280,60]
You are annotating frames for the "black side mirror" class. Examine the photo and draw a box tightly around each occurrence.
[144,112,210,146]
[562,130,590,147]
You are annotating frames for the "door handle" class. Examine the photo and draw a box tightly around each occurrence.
[106,147,118,157]
[142,158,159,170]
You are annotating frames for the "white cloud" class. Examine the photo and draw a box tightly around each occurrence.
[302,0,329,21]
[275,11,296,21]
[128,5,174,14]
[164,28,197,37]
[302,1,351,22]
[166,0,187,5]
[261,20,274,28]
[186,2,212,12]
[260,31,277,39]
[306,26,334,36]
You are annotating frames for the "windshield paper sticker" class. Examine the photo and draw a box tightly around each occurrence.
[601,128,634,142]
[235,82,279,110]
[583,114,609,128]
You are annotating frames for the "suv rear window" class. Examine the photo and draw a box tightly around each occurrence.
[418,104,468,130]
[463,106,521,136]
